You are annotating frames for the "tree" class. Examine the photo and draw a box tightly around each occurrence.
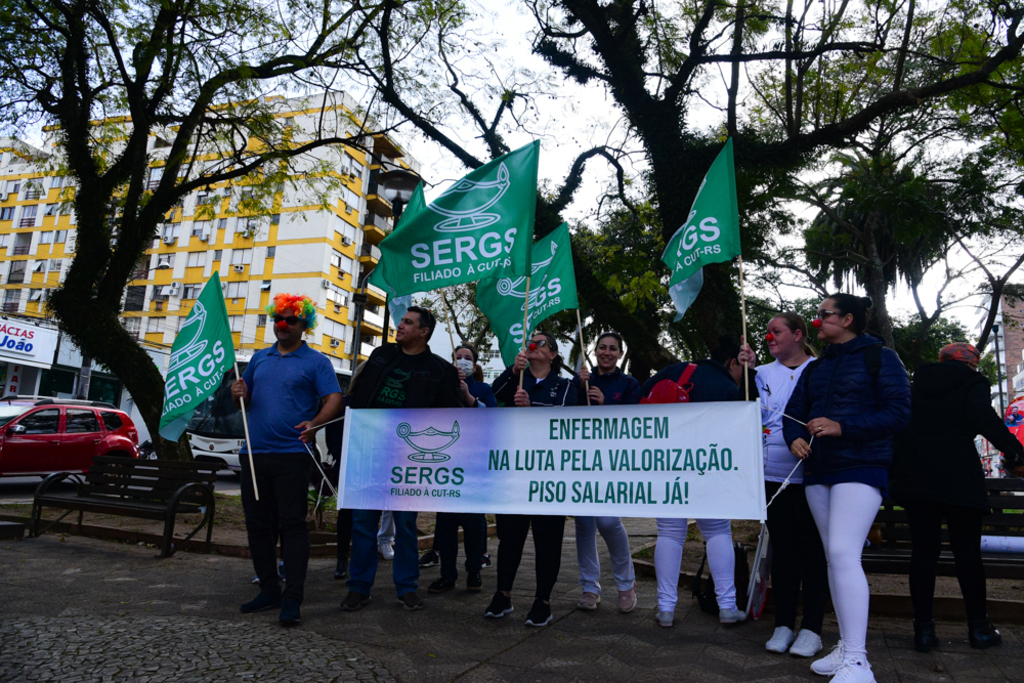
[0,0,404,457]
[351,0,1024,378]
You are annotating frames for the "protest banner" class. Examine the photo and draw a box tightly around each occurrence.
[367,141,539,297]
[338,401,765,520]
[476,222,579,366]
[158,271,236,441]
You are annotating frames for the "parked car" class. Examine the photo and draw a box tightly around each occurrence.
[0,396,140,477]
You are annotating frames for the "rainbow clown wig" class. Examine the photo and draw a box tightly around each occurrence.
[266,293,317,335]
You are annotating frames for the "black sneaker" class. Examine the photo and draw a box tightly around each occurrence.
[428,577,457,593]
[480,553,492,569]
[484,591,513,618]
[240,590,282,614]
[339,591,371,611]
[419,550,439,567]
[398,591,425,611]
[278,597,301,626]
[466,571,482,592]
[525,599,553,627]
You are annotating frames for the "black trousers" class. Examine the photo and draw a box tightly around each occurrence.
[906,500,987,622]
[435,512,487,581]
[765,481,829,633]
[495,514,565,601]
[337,508,353,561]
[241,452,311,603]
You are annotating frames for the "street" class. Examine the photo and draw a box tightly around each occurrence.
[0,470,242,505]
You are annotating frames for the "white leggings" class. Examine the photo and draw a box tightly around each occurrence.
[805,483,883,664]
[654,518,734,613]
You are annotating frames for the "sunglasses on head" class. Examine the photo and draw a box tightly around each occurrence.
[274,315,300,326]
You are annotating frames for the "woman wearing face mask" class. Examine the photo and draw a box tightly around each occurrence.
[423,342,497,590]
[573,332,639,613]
[784,295,911,683]
[755,313,828,658]
[488,331,577,626]
[890,343,1024,652]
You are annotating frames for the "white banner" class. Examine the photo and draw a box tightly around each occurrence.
[0,320,58,370]
[339,402,766,520]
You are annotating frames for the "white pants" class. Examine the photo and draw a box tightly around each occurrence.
[805,483,883,664]
[378,510,395,545]
[655,518,735,612]
[576,516,636,594]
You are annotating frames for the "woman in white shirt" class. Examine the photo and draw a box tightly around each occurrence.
[755,312,828,658]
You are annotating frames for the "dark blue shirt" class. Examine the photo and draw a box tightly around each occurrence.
[467,379,498,407]
[586,368,640,405]
[241,342,341,454]
[492,366,577,407]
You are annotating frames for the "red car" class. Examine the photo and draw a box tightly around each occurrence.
[0,397,140,477]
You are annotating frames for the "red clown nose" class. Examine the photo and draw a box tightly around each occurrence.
[765,333,775,342]
[812,319,823,329]
[276,320,288,330]
[528,343,537,351]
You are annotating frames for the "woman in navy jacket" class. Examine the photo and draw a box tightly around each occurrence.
[488,331,577,627]
[573,332,640,614]
[784,294,911,683]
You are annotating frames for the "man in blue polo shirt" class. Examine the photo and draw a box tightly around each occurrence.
[231,293,342,626]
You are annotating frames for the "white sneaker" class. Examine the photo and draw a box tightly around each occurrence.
[828,660,875,683]
[378,542,394,560]
[766,626,797,653]
[790,630,823,657]
[719,607,748,624]
[810,642,844,676]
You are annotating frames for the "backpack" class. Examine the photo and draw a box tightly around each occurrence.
[692,541,751,615]
[641,363,698,404]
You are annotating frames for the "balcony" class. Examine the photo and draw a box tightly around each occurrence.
[363,307,385,330]
[359,243,381,264]
[2,302,20,313]
[18,217,36,228]
[372,135,404,160]
[12,246,30,256]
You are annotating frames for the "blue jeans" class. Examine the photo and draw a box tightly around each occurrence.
[348,509,419,596]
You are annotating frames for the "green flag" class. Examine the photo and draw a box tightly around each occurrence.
[476,223,578,366]
[158,271,236,441]
[368,182,427,298]
[660,138,741,320]
[368,141,539,297]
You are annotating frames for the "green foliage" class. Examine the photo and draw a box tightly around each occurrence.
[892,314,972,371]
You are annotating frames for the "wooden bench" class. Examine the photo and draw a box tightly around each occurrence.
[31,456,221,558]
[864,478,1024,580]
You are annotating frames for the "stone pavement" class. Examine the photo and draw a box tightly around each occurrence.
[1,520,1022,683]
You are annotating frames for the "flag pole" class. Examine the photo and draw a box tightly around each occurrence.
[575,309,591,405]
[235,361,259,500]
[738,256,750,402]
[519,276,531,390]
[441,290,458,360]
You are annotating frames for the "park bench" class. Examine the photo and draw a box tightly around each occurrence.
[864,477,1024,580]
[30,456,220,558]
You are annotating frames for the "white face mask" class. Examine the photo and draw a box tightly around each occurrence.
[456,359,474,376]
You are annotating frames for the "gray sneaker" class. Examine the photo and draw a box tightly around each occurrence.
[656,610,674,628]
[577,592,601,610]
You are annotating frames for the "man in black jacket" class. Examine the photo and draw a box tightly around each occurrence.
[891,342,1024,651]
[340,306,463,612]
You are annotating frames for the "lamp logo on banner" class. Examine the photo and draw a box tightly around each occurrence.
[338,402,766,520]
[398,420,461,463]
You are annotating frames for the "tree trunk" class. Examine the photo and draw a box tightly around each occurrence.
[862,213,895,348]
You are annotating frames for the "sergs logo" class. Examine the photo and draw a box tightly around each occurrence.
[428,163,511,233]
[397,421,460,463]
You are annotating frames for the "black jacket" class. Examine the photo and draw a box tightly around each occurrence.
[890,361,1024,512]
[492,365,577,406]
[347,344,463,410]
[638,359,756,403]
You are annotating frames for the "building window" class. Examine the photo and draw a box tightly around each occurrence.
[218,218,227,229]
[182,284,199,300]
[50,176,65,189]
[231,249,252,265]
[146,317,165,334]
[0,207,13,221]
[44,204,58,216]
[266,246,276,258]
[20,205,37,228]
[191,221,211,237]
[229,315,243,332]
[257,314,267,327]
[24,181,43,200]
[39,231,53,244]
[186,251,206,268]
[213,250,222,261]
[270,213,280,225]
[54,230,67,243]
[123,285,147,311]
[148,167,163,190]
[123,317,142,338]
[225,281,246,299]
[48,259,62,272]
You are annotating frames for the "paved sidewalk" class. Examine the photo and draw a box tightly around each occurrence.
[1,521,1022,683]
